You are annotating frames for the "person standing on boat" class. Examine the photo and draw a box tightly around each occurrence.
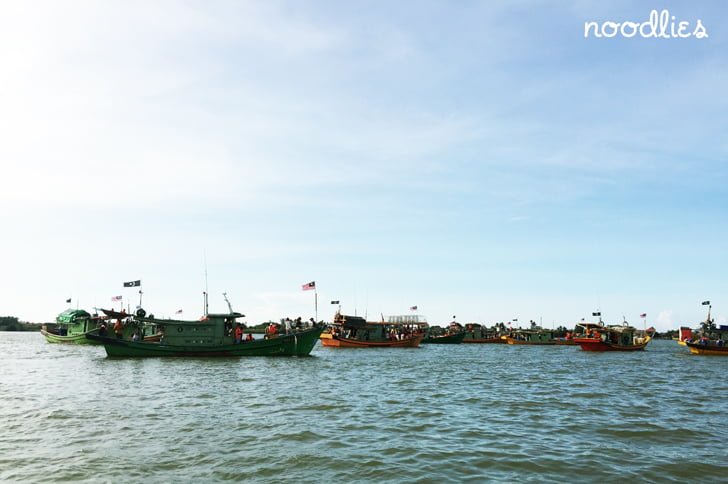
[113,319,123,339]
[266,322,278,339]
[234,324,243,344]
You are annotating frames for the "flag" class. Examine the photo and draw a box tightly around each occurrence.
[702,301,710,306]
[111,295,122,301]
[301,281,316,291]
[123,280,141,287]
[175,309,183,314]
[331,300,340,305]
[640,313,647,318]
[409,305,417,311]
[592,312,601,316]
[65,298,71,303]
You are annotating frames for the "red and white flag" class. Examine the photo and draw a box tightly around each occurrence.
[301,281,316,291]
[111,295,122,301]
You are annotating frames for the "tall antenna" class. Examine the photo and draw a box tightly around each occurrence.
[203,250,209,316]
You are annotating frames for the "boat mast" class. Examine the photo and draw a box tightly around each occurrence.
[203,250,209,316]
[223,292,234,314]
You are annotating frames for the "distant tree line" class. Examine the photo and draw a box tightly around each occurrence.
[0,316,46,332]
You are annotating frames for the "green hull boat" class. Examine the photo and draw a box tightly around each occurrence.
[41,329,98,345]
[86,312,322,357]
[42,309,103,345]
[422,331,465,344]
[42,308,149,345]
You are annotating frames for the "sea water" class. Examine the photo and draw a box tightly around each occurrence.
[0,333,726,482]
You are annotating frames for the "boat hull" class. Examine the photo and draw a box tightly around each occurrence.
[462,336,506,344]
[320,333,423,348]
[573,336,650,352]
[422,332,465,344]
[505,337,557,345]
[41,329,98,345]
[86,327,323,357]
[685,341,728,355]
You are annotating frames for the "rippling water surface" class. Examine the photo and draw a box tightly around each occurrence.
[1,333,726,482]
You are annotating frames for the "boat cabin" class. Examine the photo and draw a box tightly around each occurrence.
[146,312,245,346]
[50,309,93,335]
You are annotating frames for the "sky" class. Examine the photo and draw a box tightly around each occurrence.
[1,1,726,331]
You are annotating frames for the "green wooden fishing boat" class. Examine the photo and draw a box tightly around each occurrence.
[86,312,322,357]
[41,309,102,344]
[422,322,465,344]
[422,328,465,344]
[462,323,506,343]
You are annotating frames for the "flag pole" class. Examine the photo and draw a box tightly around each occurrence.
[315,290,318,322]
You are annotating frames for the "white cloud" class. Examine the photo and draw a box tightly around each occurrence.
[657,310,673,328]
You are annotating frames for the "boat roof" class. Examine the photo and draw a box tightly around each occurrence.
[140,312,244,324]
[388,314,427,324]
[56,309,91,324]
[206,312,244,319]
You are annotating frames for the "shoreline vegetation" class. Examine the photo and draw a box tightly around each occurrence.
[0,316,47,332]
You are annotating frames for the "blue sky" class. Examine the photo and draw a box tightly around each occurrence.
[1,1,726,330]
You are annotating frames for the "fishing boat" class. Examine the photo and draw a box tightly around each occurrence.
[683,302,728,355]
[504,326,558,345]
[320,312,424,348]
[572,319,652,351]
[41,309,101,344]
[86,312,322,357]
[685,338,728,355]
[422,324,466,344]
[462,323,506,343]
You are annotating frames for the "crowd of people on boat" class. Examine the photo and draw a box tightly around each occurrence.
[685,336,725,347]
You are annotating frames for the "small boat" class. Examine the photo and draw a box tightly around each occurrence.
[573,318,652,351]
[462,323,506,343]
[685,339,728,355]
[41,309,110,344]
[422,327,466,344]
[504,327,558,345]
[320,313,424,348]
[683,303,728,355]
[87,312,322,357]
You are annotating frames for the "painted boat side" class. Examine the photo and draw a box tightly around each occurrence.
[422,332,465,344]
[461,337,506,344]
[685,341,728,355]
[87,327,322,357]
[320,333,423,348]
[40,329,98,345]
[573,336,650,352]
[505,337,557,346]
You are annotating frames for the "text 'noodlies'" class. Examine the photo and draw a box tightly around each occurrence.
[584,9,708,39]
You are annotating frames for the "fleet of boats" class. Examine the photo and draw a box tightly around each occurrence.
[38,297,727,357]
